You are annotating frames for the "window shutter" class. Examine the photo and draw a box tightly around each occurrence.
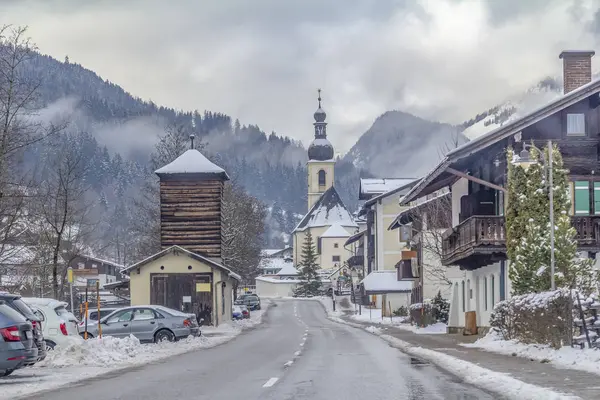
[595,182,600,215]
[575,181,590,215]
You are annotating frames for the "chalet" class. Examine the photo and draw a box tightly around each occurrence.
[68,255,124,289]
[400,50,600,332]
[292,91,358,272]
[125,148,240,326]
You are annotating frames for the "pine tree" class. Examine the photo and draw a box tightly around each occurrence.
[294,231,321,296]
[431,290,449,323]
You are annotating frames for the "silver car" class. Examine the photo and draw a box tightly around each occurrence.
[80,305,200,343]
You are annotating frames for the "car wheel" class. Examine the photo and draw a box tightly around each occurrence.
[154,329,175,343]
[45,340,56,350]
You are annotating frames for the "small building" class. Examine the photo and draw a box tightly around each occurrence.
[126,147,241,325]
[68,255,124,289]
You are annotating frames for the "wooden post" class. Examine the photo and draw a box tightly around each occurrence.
[389,301,392,323]
[96,281,102,338]
[84,285,89,340]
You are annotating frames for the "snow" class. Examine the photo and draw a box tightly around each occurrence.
[320,224,351,238]
[306,202,357,228]
[154,149,227,175]
[261,248,284,257]
[0,303,270,399]
[274,263,298,276]
[463,330,600,377]
[256,276,301,284]
[261,257,293,272]
[310,138,333,147]
[360,270,412,293]
[359,178,415,195]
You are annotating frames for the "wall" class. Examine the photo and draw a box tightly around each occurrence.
[374,195,410,271]
[451,178,469,227]
[256,278,298,297]
[129,252,234,323]
[421,230,465,300]
[293,226,327,266]
[294,225,355,269]
[320,233,353,270]
[371,292,411,312]
[307,160,335,210]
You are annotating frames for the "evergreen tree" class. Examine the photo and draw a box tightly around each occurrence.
[431,290,449,324]
[294,231,321,296]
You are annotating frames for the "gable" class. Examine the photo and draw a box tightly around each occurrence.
[294,186,357,231]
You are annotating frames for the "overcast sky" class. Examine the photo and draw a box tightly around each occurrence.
[2,0,600,153]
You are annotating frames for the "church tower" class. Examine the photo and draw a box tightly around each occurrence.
[307,89,335,210]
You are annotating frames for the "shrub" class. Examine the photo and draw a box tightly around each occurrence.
[490,289,573,348]
[393,306,408,317]
[409,301,436,327]
[431,291,450,324]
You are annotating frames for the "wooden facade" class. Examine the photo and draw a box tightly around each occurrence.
[159,179,224,259]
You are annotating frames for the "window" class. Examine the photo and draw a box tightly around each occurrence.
[491,275,495,305]
[318,170,326,186]
[332,255,340,262]
[575,181,590,214]
[77,262,85,269]
[567,113,586,136]
[594,183,600,215]
[222,285,226,315]
[467,279,472,300]
[107,310,133,324]
[461,281,465,312]
[91,263,97,269]
[484,277,488,311]
[334,243,339,248]
[133,309,155,321]
[399,225,412,242]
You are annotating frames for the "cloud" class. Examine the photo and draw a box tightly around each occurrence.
[2,0,600,153]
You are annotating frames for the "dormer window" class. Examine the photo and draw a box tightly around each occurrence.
[566,113,586,136]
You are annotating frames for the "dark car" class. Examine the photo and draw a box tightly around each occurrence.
[235,294,261,311]
[0,301,35,377]
[0,293,46,364]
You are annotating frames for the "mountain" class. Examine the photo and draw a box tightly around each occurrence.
[344,110,468,178]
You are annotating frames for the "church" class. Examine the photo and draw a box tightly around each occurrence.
[292,91,358,273]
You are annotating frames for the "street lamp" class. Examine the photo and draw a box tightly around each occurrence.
[516,140,555,290]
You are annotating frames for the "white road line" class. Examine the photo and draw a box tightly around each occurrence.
[294,350,301,356]
[284,360,294,367]
[263,377,279,388]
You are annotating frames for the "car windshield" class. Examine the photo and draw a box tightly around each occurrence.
[12,298,35,318]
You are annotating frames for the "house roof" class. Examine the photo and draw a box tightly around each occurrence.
[294,186,357,232]
[359,270,412,294]
[77,254,124,269]
[401,77,600,205]
[363,179,419,208]
[321,224,351,238]
[275,263,298,276]
[261,257,293,271]
[344,229,366,246]
[155,149,230,181]
[123,245,241,281]
[359,178,416,200]
[389,192,451,230]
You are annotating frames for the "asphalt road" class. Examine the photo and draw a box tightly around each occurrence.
[27,300,494,400]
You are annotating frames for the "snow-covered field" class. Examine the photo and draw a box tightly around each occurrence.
[0,305,268,399]
[320,299,577,400]
[463,330,600,377]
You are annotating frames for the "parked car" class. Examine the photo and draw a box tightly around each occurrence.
[80,305,200,343]
[232,305,250,320]
[0,293,46,364]
[78,307,122,331]
[0,301,35,376]
[235,294,261,310]
[23,298,80,350]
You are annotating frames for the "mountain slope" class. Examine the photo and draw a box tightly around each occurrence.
[344,111,468,178]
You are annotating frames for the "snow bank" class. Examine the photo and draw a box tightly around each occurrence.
[463,330,600,377]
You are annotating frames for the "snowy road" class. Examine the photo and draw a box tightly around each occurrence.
[25,300,493,400]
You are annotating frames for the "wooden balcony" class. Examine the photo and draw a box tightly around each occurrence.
[442,215,600,269]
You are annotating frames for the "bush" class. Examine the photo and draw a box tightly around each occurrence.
[431,291,450,324]
[393,306,408,317]
[490,289,573,348]
[409,301,437,327]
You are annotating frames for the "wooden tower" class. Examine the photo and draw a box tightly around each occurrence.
[155,147,229,261]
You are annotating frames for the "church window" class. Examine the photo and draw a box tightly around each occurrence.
[318,170,326,186]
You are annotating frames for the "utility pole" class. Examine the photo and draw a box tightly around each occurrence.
[548,139,555,290]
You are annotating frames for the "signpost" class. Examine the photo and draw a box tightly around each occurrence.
[96,281,102,338]
[67,267,74,313]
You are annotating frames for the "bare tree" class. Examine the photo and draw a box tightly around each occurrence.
[34,132,96,299]
[221,182,267,281]
[437,128,463,159]
[407,192,453,287]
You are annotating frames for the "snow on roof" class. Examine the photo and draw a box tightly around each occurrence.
[261,249,283,257]
[360,270,412,293]
[359,178,416,196]
[262,257,292,271]
[321,224,351,238]
[256,276,301,284]
[275,262,298,276]
[294,186,357,232]
[154,149,230,179]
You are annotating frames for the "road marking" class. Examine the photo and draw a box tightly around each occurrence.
[284,360,294,367]
[263,377,279,388]
[294,350,301,356]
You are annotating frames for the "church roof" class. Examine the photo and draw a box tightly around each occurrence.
[294,186,357,232]
[321,224,351,238]
[155,149,230,180]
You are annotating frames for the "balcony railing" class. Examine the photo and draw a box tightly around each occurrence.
[442,215,600,269]
[347,255,364,267]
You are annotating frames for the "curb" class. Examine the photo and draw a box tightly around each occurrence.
[326,314,580,400]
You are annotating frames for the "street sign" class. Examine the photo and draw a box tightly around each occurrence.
[87,278,99,287]
[67,267,73,283]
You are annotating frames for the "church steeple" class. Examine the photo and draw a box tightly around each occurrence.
[308,89,334,161]
[307,89,335,210]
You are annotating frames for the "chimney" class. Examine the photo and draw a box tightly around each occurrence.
[559,50,595,94]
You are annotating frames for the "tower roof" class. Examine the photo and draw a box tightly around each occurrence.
[308,89,334,161]
[155,149,230,180]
